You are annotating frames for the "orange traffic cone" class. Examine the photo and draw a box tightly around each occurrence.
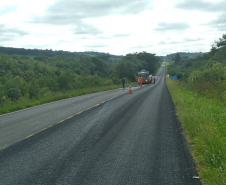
[128,85,132,94]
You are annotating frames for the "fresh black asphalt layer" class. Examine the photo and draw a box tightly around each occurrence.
[0,66,202,184]
[0,80,140,150]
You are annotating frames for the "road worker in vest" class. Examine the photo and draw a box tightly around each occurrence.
[138,76,143,87]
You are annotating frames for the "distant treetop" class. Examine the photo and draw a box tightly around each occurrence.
[0,46,123,59]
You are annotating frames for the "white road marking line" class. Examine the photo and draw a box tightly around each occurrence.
[57,120,65,123]
[1,87,149,151]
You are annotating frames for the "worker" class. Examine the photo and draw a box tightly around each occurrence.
[121,77,125,88]
[137,76,142,87]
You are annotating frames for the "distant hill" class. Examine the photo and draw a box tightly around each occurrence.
[0,46,123,59]
[157,56,165,61]
[165,52,205,60]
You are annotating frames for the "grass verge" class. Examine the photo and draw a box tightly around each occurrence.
[166,78,226,185]
[0,83,137,115]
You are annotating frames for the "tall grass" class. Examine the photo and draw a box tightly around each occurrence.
[187,80,226,103]
[166,78,226,185]
[0,83,137,115]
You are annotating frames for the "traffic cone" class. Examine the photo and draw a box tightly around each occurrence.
[128,85,132,94]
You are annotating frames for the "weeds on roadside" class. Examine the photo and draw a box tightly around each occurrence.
[0,83,137,115]
[166,78,226,185]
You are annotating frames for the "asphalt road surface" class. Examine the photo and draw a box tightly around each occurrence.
[0,65,201,185]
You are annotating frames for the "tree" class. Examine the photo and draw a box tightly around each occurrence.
[215,34,226,48]
[29,82,40,99]
[114,52,160,81]
[174,53,181,65]
[58,72,73,90]
[7,87,21,100]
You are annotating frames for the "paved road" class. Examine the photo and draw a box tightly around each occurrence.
[0,83,140,150]
[0,66,201,185]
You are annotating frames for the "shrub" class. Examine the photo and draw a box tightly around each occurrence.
[7,87,21,101]
[29,84,40,99]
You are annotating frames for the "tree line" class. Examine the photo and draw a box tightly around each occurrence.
[165,52,204,61]
[0,51,161,103]
[167,33,226,100]
[0,46,123,59]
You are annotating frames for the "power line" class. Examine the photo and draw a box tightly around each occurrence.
[206,12,226,50]
[198,9,226,52]
[198,10,226,52]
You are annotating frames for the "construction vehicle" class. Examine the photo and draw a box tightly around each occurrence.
[138,69,153,84]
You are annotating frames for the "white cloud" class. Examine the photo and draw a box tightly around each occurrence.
[174,0,226,12]
[0,0,225,56]
[154,22,191,31]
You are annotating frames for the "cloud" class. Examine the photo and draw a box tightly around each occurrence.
[30,0,153,25]
[84,44,108,48]
[130,44,153,49]
[112,34,130,37]
[174,0,226,12]
[0,37,15,42]
[158,37,201,45]
[158,41,182,44]
[201,15,226,28]
[183,38,202,42]
[154,22,190,31]
[0,24,28,36]
[0,5,18,16]
[200,15,226,34]
[77,36,112,40]
[158,41,167,44]
[96,36,111,40]
[70,21,103,35]
[28,0,153,37]
[0,24,29,42]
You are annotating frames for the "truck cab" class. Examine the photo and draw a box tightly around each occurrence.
[138,69,151,84]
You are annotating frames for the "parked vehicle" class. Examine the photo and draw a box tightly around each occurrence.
[138,69,152,84]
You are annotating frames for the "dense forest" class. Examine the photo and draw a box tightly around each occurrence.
[0,50,161,105]
[0,46,123,60]
[167,33,226,100]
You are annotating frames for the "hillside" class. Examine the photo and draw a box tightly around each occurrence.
[0,46,123,60]
[165,52,204,60]
[0,51,161,113]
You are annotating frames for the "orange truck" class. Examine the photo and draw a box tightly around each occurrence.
[138,69,153,84]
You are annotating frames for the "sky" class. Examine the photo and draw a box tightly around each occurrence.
[0,0,226,56]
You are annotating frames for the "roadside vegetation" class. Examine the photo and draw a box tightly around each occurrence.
[166,34,226,184]
[0,50,161,114]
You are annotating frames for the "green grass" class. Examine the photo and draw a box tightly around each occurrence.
[166,78,226,185]
[0,83,137,115]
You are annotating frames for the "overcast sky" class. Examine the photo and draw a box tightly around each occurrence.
[0,0,226,56]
